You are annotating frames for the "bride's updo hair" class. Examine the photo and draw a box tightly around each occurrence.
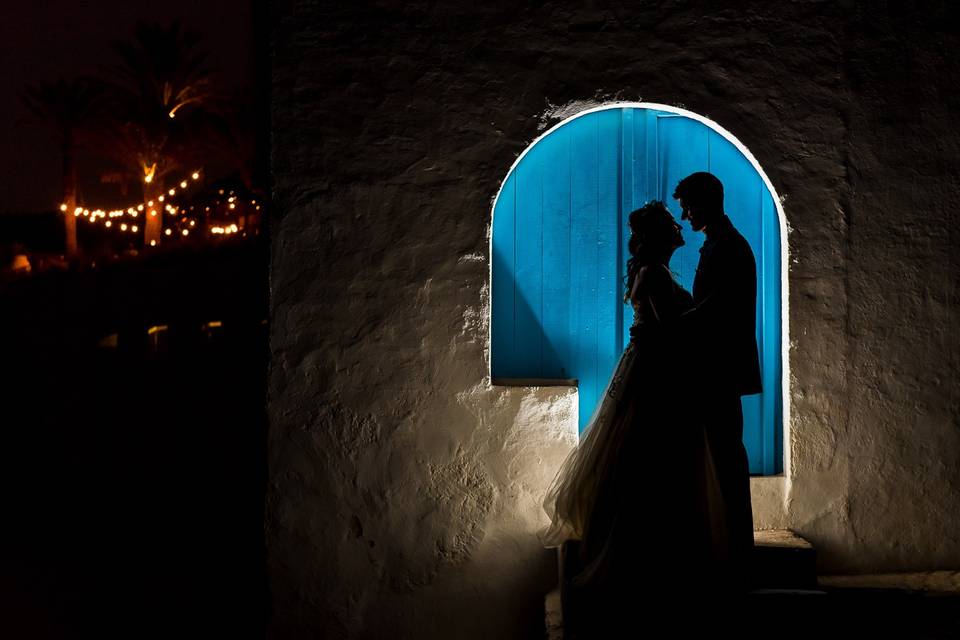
[624,200,677,300]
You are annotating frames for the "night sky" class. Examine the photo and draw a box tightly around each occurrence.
[0,0,255,215]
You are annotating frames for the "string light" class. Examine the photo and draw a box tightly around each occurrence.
[55,169,203,236]
[57,170,266,245]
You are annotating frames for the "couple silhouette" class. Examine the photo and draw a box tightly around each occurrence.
[540,172,761,636]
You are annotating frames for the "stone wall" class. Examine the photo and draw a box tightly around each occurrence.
[268,1,960,637]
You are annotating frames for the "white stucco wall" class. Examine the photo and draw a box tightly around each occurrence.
[268,2,960,637]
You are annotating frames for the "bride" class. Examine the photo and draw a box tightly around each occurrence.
[540,201,728,631]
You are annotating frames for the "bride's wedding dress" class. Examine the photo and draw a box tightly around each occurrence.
[540,264,729,607]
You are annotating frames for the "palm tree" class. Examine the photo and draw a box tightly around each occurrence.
[23,78,104,256]
[105,21,222,246]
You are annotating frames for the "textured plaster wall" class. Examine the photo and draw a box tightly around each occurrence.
[268,1,960,637]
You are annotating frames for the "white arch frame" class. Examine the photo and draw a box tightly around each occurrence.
[488,101,791,477]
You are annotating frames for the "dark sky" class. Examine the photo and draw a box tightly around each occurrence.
[0,0,255,214]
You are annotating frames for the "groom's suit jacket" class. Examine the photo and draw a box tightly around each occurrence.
[688,214,762,397]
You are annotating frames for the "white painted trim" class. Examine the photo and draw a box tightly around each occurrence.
[488,102,791,479]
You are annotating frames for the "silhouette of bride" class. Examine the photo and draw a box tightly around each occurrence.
[540,201,728,634]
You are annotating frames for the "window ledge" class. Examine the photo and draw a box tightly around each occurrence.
[491,378,578,387]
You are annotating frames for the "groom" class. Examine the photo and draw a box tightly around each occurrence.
[674,171,761,590]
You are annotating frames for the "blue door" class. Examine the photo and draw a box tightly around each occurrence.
[491,106,783,474]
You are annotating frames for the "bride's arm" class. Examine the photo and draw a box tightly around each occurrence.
[630,266,673,325]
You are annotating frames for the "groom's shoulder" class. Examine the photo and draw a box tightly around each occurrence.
[717,217,756,261]
[723,216,751,245]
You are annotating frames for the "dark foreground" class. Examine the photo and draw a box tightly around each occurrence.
[0,239,268,638]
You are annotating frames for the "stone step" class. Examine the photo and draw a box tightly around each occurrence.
[547,529,818,638]
[752,528,818,590]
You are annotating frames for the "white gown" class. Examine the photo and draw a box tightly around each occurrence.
[538,265,729,592]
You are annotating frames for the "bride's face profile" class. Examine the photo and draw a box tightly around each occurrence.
[628,203,685,260]
[649,211,685,252]
[667,215,685,250]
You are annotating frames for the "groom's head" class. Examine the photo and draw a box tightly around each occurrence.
[673,172,724,232]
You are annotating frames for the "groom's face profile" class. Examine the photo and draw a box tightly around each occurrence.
[679,198,707,232]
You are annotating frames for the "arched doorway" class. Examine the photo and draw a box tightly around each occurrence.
[490,103,787,475]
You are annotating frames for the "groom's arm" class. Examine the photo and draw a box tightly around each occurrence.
[679,240,755,333]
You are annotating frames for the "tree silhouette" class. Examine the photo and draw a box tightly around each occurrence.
[105,21,224,246]
[23,77,104,256]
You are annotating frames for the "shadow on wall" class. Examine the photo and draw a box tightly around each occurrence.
[491,243,570,381]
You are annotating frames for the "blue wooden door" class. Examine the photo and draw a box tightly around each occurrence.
[492,107,782,474]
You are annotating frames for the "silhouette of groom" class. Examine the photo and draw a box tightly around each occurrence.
[674,171,761,590]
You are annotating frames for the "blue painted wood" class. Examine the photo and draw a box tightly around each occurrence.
[761,190,783,475]
[491,172,517,376]
[514,150,544,376]
[619,108,634,350]
[540,130,572,378]
[569,115,600,430]
[596,109,621,415]
[491,107,784,473]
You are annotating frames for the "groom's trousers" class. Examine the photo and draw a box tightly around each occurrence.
[702,392,755,588]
